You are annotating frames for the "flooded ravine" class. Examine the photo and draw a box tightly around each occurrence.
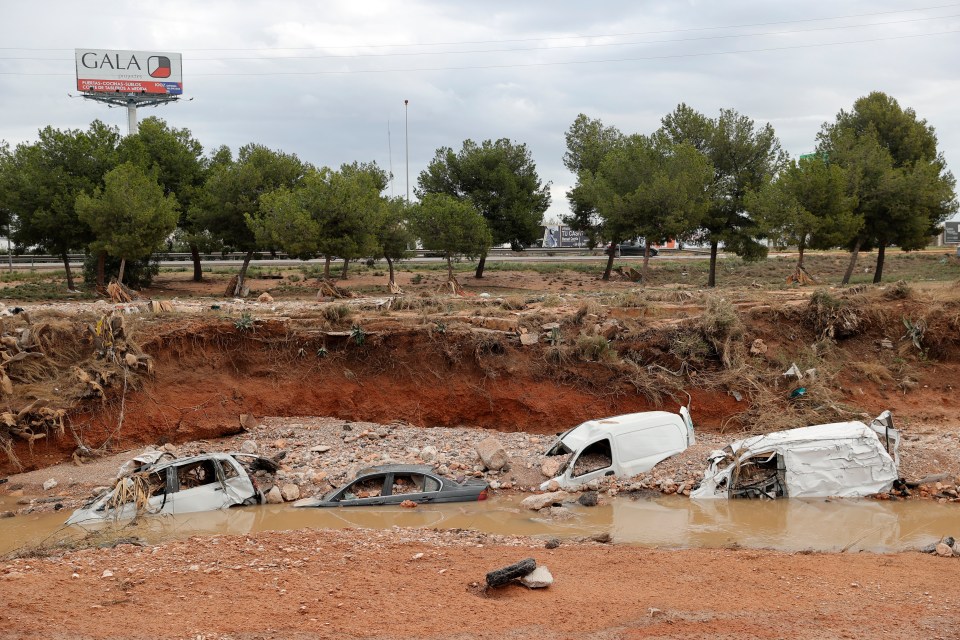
[2,493,958,556]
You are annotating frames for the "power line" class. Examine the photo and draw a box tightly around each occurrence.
[3,12,955,63]
[0,2,957,53]
[2,28,954,77]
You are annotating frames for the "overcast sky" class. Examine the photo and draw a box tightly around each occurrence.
[2,1,958,222]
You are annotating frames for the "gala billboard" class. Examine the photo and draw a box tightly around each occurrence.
[75,49,183,95]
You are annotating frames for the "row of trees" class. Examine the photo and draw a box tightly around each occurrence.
[0,91,955,293]
[565,91,957,285]
[0,117,551,293]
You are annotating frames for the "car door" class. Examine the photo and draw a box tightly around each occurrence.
[330,473,390,506]
[169,458,237,514]
[380,473,442,504]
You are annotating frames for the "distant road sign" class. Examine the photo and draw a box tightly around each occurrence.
[945,221,960,244]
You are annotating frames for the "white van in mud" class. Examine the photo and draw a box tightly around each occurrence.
[540,407,695,490]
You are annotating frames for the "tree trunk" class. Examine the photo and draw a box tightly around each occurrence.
[324,256,331,279]
[873,242,886,284]
[117,257,127,285]
[96,251,106,290]
[642,244,651,282]
[61,252,75,291]
[707,240,719,287]
[190,243,203,282]
[474,255,487,279]
[385,256,395,287]
[841,237,862,285]
[602,241,617,281]
[447,254,454,281]
[797,239,806,269]
[235,250,254,296]
[340,258,349,280]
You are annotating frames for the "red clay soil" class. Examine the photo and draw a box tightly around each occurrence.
[2,528,957,640]
[5,319,742,475]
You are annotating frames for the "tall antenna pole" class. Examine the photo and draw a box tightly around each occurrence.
[404,99,410,205]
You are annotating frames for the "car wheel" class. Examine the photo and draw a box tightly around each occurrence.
[485,558,537,587]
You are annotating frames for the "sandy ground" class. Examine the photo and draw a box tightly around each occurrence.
[2,527,959,640]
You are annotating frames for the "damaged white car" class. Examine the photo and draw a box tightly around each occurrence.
[691,411,901,500]
[540,407,695,490]
[66,451,273,525]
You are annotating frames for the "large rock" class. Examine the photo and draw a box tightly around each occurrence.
[420,446,438,463]
[280,484,301,502]
[265,486,284,504]
[520,491,570,511]
[521,566,554,589]
[540,458,563,479]
[936,543,954,558]
[475,437,509,471]
[240,439,258,454]
[519,332,540,346]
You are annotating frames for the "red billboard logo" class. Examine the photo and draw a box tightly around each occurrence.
[148,56,172,79]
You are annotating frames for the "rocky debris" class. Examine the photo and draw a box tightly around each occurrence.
[540,506,575,520]
[749,338,767,356]
[544,538,560,549]
[257,292,274,303]
[519,333,540,346]
[400,500,417,508]
[42,478,57,491]
[240,440,258,454]
[475,436,509,471]
[520,565,554,588]
[419,445,438,462]
[540,457,564,479]
[485,557,537,588]
[588,532,612,544]
[520,491,570,511]
[265,486,284,504]
[923,536,959,557]
[280,484,301,502]
[577,491,599,507]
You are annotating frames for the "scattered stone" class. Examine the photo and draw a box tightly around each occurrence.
[42,479,57,491]
[101,570,113,579]
[936,543,953,557]
[577,491,599,507]
[280,484,301,502]
[239,414,258,431]
[520,566,553,589]
[520,491,570,511]
[257,292,274,303]
[541,506,575,520]
[540,458,563,479]
[880,338,894,349]
[420,446,438,462]
[310,445,331,454]
[265,486,284,504]
[749,339,767,356]
[0,511,14,518]
[519,332,540,346]
[400,500,417,509]
[544,538,560,549]
[475,437,508,471]
[589,532,612,544]
[485,558,536,588]
[541,322,561,331]
[240,440,258,454]
[648,608,664,618]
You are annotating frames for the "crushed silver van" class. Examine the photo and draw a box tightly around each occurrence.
[691,410,900,500]
[540,407,695,490]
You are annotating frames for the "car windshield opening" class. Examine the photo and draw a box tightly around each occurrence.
[730,452,786,499]
[572,439,613,477]
[343,476,386,500]
[390,473,426,495]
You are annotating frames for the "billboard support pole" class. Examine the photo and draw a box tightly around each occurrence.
[80,93,179,137]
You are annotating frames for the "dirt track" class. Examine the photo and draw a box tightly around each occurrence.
[2,528,959,640]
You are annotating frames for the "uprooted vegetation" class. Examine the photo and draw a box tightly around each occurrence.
[1,283,958,474]
[0,310,153,469]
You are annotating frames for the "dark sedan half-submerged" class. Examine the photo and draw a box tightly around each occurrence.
[293,464,489,507]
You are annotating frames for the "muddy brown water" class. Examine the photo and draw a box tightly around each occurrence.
[2,494,957,556]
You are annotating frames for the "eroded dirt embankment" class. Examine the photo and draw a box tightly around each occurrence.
[4,286,959,476]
